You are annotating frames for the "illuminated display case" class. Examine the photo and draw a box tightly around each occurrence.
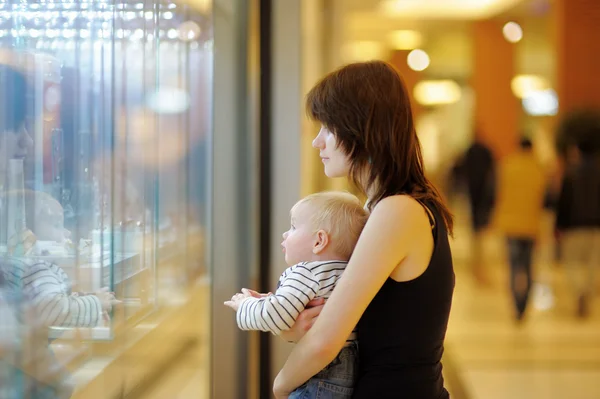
[0,0,211,367]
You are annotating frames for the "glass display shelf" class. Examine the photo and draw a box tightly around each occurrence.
[0,0,212,396]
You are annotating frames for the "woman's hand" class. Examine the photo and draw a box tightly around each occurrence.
[279,298,325,343]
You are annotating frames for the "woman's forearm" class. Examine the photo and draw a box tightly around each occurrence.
[274,334,342,395]
[278,329,299,343]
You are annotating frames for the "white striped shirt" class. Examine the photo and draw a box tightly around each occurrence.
[237,260,357,341]
[0,257,102,328]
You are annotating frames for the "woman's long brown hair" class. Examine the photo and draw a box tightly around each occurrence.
[306,60,454,235]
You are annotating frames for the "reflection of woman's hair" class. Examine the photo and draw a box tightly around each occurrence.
[0,64,27,133]
[306,61,454,234]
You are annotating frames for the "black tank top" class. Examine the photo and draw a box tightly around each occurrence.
[353,201,455,399]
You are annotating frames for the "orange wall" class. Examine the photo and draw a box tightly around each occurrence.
[555,0,600,114]
[472,20,519,158]
[389,50,423,120]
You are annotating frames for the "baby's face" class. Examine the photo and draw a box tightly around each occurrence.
[35,193,70,242]
[281,203,317,266]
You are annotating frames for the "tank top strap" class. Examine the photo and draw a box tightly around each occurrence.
[416,199,436,232]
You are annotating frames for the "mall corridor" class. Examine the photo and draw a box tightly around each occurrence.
[443,207,600,399]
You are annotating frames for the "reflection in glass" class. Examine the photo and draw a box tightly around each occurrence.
[0,0,212,395]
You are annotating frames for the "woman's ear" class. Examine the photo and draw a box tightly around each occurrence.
[313,230,330,254]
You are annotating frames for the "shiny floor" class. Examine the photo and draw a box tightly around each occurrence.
[140,207,600,399]
[445,217,600,399]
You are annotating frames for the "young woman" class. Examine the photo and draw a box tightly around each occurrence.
[273,61,455,398]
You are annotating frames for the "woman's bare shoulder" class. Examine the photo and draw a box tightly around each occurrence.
[371,194,427,219]
[367,195,434,282]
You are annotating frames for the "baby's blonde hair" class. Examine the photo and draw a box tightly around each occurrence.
[291,191,369,260]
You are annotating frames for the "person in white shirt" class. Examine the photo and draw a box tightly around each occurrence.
[225,191,369,398]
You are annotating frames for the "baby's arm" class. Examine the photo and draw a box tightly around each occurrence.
[236,264,320,335]
[23,261,103,327]
[244,289,273,298]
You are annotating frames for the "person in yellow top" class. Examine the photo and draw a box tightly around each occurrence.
[493,137,547,321]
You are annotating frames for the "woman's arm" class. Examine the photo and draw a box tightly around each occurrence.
[273,196,430,397]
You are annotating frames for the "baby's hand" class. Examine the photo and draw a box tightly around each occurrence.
[224,290,252,311]
[244,288,273,298]
[95,287,122,312]
[224,288,272,311]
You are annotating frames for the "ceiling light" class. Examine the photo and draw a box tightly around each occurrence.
[178,21,201,42]
[380,0,525,20]
[388,30,423,50]
[147,87,190,114]
[414,80,462,106]
[511,75,550,98]
[503,21,523,43]
[522,89,558,116]
[407,49,430,72]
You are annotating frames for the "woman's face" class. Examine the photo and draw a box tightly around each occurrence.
[312,125,350,178]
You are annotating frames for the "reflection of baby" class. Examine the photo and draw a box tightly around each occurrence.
[0,191,119,327]
[0,256,118,327]
[3,190,71,250]
[34,194,70,243]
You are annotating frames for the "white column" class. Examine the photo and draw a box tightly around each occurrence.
[270,0,303,380]
[211,0,254,398]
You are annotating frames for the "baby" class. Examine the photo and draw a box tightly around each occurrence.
[225,191,369,398]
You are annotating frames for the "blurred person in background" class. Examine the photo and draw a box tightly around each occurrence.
[555,138,600,318]
[494,137,546,322]
[458,136,496,285]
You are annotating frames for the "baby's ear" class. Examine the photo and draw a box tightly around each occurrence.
[313,230,330,254]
